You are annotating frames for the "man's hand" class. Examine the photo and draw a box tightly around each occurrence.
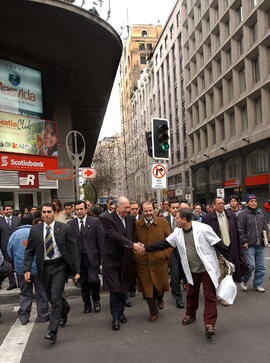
[242,243,248,251]
[24,272,31,283]
[227,262,235,273]
[133,242,145,255]
[73,273,80,283]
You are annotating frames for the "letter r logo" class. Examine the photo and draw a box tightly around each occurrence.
[26,174,35,185]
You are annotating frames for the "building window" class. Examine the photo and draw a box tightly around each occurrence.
[140,54,146,64]
[228,78,234,101]
[177,150,181,162]
[241,105,248,130]
[217,59,221,75]
[185,171,190,186]
[251,22,258,43]
[230,113,236,136]
[147,43,152,50]
[170,24,174,39]
[139,43,145,50]
[209,67,213,84]
[226,158,239,179]
[176,11,180,27]
[210,164,221,182]
[226,49,232,67]
[165,35,168,49]
[216,31,220,49]
[220,118,225,140]
[239,67,246,93]
[253,57,260,83]
[225,20,230,36]
[142,30,147,37]
[218,86,223,107]
[155,54,158,66]
[255,97,262,125]
[237,5,243,24]
[160,45,163,58]
[214,5,219,22]
[250,0,257,11]
[211,122,216,144]
[247,150,268,177]
[238,36,243,56]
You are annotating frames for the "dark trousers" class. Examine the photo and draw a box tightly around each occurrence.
[110,292,126,320]
[42,261,70,333]
[186,271,217,326]
[170,248,187,301]
[17,274,49,322]
[146,286,164,316]
[80,254,100,306]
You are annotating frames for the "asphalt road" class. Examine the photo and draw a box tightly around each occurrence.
[1,249,270,363]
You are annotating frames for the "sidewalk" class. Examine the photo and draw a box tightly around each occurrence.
[0,277,82,305]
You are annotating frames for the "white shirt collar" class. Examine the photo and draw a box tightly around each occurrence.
[44,220,55,231]
[78,215,87,225]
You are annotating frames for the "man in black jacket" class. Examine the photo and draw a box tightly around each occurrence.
[68,201,104,313]
[24,203,80,344]
[0,205,21,289]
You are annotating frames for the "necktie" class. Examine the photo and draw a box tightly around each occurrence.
[7,217,11,228]
[218,214,230,247]
[172,217,176,232]
[45,225,54,259]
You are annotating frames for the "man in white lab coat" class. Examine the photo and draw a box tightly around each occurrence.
[144,208,233,338]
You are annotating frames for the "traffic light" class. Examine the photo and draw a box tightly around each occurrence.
[152,118,170,160]
[145,131,153,157]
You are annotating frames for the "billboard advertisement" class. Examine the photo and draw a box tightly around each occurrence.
[0,111,57,157]
[0,58,43,118]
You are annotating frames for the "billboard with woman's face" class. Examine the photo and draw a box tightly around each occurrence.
[0,111,57,157]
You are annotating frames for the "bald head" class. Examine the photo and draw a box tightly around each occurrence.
[180,202,189,209]
[116,196,130,218]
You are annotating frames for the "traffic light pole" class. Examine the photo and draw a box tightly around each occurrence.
[156,188,161,210]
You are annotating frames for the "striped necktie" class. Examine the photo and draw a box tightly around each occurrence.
[45,225,55,259]
[7,217,11,228]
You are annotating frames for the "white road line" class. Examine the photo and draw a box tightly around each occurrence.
[0,308,37,363]
[265,257,270,260]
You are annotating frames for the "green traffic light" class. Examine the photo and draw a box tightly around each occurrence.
[162,142,169,151]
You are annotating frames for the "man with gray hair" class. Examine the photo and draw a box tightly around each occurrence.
[101,197,144,331]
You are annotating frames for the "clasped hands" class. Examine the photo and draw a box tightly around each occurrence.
[133,242,145,255]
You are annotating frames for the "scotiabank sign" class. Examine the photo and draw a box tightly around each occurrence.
[0,153,57,172]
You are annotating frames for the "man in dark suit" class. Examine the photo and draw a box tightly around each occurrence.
[165,200,186,309]
[0,204,21,290]
[101,197,144,331]
[24,203,80,344]
[68,200,104,313]
[100,197,115,218]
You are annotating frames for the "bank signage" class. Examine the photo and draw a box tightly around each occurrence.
[0,111,57,157]
[0,153,57,172]
[19,171,39,189]
[0,58,43,118]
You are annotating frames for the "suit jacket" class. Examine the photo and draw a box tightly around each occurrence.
[0,215,21,262]
[68,216,104,268]
[101,211,135,293]
[24,221,80,279]
[202,210,242,282]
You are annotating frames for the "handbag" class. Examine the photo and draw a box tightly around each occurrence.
[240,256,248,277]
[216,265,237,305]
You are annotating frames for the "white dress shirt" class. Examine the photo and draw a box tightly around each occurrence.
[77,215,87,230]
[43,221,61,260]
[5,215,12,226]
[117,212,126,228]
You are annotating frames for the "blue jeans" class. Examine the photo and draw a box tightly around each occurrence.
[242,246,266,288]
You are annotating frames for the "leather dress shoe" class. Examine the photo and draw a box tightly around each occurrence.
[112,319,120,331]
[84,305,92,314]
[157,300,164,310]
[149,314,158,321]
[21,319,29,326]
[125,300,132,308]
[120,314,127,323]
[7,284,17,291]
[93,301,101,313]
[44,331,57,344]
[59,317,67,327]
[176,299,184,309]
[205,325,215,338]
[130,291,136,298]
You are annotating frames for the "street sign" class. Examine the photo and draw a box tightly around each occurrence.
[216,188,225,198]
[152,164,167,189]
[46,169,73,181]
[81,168,97,179]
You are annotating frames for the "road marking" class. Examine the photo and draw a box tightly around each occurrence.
[0,308,37,363]
[265,257,270,260]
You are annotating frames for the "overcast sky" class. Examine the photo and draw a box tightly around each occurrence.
[74,0,176,139]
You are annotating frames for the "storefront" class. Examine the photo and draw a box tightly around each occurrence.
[0,58,58,209]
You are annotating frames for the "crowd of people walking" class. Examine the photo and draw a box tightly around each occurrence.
[0,194,269,343]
